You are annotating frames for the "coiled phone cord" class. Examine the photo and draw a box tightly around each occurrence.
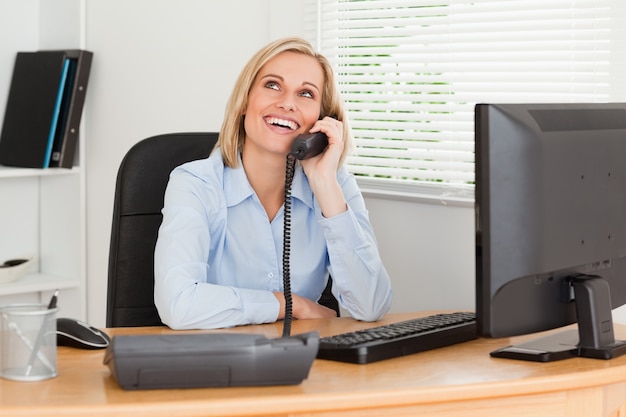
[282,152,297,337]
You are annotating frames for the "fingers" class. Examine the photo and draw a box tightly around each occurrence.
[311,117,343,143]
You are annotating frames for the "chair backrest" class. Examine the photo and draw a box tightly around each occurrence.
[107,132,218,327]
[107,132,339,327]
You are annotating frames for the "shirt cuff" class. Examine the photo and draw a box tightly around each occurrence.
[239,288,282,324]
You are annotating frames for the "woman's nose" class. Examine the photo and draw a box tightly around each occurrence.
[277,96,296,111]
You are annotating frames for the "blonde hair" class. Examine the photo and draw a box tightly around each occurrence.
[217,37,352,168]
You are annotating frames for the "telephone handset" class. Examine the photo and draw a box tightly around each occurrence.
[290,132,328,160]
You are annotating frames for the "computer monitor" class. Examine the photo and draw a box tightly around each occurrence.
[475,102,626,362]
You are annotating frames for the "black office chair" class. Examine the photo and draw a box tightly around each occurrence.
[106,132,338,327]
[106,132,217,327]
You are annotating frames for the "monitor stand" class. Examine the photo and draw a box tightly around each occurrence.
[491,274,626,362]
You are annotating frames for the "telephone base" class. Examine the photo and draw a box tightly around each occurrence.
[104,331,319,389]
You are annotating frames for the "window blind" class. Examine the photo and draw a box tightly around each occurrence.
[314,0,616,201]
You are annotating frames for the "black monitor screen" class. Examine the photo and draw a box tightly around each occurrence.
[475,102,626,362]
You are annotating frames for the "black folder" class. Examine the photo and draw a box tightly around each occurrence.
[0,49,93,168]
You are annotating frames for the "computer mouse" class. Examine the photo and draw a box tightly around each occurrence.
[56,317,111,350]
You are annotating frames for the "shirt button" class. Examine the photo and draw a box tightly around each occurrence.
[268,272,274,278]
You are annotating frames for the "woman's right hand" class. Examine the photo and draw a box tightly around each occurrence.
[274,292,337,320]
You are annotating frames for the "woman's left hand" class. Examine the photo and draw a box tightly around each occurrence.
[300,117,348,218]
[300,116,343,181]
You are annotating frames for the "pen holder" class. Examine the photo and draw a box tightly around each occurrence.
[0,303,58,381]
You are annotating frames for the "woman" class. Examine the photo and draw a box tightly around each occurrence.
[154,37,392,329]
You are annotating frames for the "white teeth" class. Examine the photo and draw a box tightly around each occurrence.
[266,117,298,130]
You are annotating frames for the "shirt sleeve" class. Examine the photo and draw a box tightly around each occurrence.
[318,171,393,321]
[153,164,282,330]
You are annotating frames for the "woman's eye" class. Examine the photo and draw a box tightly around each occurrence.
[300,90,314,99]
[265,81,280,91]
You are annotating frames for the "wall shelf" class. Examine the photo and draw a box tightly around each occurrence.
[0,273,80,297]
[0,166,80,179]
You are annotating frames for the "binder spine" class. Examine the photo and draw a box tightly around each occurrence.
[44,58,70,169]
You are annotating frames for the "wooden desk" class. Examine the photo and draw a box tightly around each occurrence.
[2,312,626,417]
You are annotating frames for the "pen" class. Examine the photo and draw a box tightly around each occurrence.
[47,289,58,309]
[25,289,59,376]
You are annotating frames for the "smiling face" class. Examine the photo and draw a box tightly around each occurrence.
[243,51,324,158]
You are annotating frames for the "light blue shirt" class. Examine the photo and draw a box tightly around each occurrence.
[154,148,392,329]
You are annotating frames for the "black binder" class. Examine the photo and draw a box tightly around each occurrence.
[0,49,93,168]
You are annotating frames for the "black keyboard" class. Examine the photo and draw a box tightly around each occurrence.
[317,312,477,364]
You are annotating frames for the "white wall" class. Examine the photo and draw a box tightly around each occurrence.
[0,0,39,121]
[366,196,475,314]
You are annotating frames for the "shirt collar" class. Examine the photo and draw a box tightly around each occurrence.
[223,153,314,210]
